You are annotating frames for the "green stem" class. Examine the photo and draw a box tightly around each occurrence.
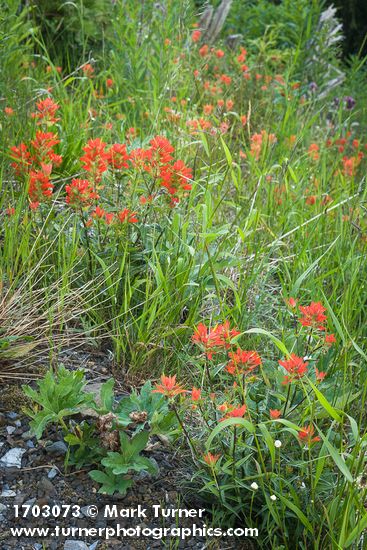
[171,402,199,459]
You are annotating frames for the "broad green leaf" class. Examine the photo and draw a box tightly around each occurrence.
[242,328,290,356]
[308,379,342,423]
[206,417,255,450]
[277,493,313,533]
[100,378,115,412]
[318,430,353,483]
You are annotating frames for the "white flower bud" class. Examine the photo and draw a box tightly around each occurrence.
[250,482,259,490]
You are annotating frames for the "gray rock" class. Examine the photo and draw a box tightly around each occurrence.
[14,493,27,505]
[80,505,91,517]
[34,544,43,550]
[136,469,151,480]
[39,477,56,497]
[0,448,26,468]
[0,503,7,513]
[7,412,18,420]
[15,420,22,427]
[21,430,34,441]
[24,497,36,507]
[26,440,35,448]
[89,543,99,550]
[45,441,68,456]
[64,542,89,550]
[1,489,16,497]
[48,468,58,479]
[6,426,16,435]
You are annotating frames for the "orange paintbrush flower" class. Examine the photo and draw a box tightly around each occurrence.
[152,375,186,399]
[191,387,201,402]
[203,452,221,466]
[220,404,247,422]
[298,425,320,446]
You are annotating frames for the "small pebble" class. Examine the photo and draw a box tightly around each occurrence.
[48,468,58,479]
[64,541,89,550]
[39,476,56,497]
[45,441,68,456]
[21,430,34,441]
[1,489,16,497]
[0,447,26,468]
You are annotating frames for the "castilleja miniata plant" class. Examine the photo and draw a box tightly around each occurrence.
[3,3,367,547]
[151,301,356,541]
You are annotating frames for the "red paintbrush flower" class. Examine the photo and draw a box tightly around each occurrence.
[80,138,109,181]
[148,135,175,167]
[159,160,192,200]
[32,98,60,125]
[192,321,240,359]
[279,354,308,384]
[92,206,106,219]
[220,404,247,422]
[315,368,327,381]
[191,30,201,43]
[325,333,336,345]
[152,374,186,398]
[65,179,99,208]
[31,131,60,166]
[298,425,320,445]
[226,348,261,376]
[28,170,54,203]
[298,302,327,330]
[191,387,201,402]
[116,208,138,224]
[82,63,94,78]
[129,148,152,171]
[10,143,32,176]
[6,206,15,216]
[107,143,130,170]
[203,452,220,466]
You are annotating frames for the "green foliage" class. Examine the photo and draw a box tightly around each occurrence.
[178,311,367,549]
[3,0,367,546]
[0,0,34,94]
[23,369,173,495]
[90,431,157,495]
[225,0,321,53]
[29,0,114,64]
[88,470,133,496]
[22,366,94,438]
[114,381,178,436]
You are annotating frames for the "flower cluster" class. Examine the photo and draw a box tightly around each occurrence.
[11,132,62,209]
[10,98,193,215]
[192,321,240,359]
[31,98,60,125]
[65,179,99,208]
